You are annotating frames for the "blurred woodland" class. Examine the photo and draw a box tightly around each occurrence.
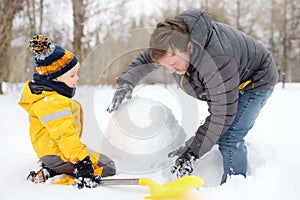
[0,0,299,94]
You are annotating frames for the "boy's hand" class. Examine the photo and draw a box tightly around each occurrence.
[74,156,101,189]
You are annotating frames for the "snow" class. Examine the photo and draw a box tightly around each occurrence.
[1,82,300,200]
[98,95,186,173]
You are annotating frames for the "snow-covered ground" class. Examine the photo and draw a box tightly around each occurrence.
[1,83,299,200]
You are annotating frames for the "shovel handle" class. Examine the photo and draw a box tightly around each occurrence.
[99,178,140,185]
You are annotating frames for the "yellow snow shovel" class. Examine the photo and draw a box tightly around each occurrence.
[53,175,204,199]
[99,175,204,199]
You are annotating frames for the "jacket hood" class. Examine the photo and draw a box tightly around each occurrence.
[176,9,213,49]
[176,9,214,71]
[18,81,56,112]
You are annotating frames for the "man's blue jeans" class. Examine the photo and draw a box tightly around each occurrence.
[217,88,274,184]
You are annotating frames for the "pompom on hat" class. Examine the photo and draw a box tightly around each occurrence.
[29,35,78,79]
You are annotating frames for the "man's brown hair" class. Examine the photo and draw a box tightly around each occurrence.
[149,17,189,63]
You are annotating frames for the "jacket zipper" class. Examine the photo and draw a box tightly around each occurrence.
[180,72,190,93]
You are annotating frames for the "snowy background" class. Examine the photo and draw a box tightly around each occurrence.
[1,82,299,200]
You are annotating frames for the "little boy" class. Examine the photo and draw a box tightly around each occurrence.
[19,35,116,189]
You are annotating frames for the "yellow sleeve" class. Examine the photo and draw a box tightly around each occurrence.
[32,94,88,163]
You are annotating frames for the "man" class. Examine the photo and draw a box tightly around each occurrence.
[107,9,278,184]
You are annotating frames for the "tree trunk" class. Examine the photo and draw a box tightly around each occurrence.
[0,1,15,94]
[0,82,3,94]
[236,0,241,30]
[281,0,288,88]
[270,0,275,54]
[38,0,44,34]
[26,0,36,35]
[72,0,86,62]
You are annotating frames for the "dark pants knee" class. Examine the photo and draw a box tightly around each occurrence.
[98,154,116,177]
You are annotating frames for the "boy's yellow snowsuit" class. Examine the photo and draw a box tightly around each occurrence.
[19,81,115,177]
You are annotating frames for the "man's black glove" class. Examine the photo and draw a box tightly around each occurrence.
[168,146,197,178]
[74,156,101,189]
[107,81,133,113]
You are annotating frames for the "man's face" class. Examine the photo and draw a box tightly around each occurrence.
[158,42,193,75]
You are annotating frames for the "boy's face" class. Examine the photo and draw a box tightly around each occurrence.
[158,42,193,75]
[54,63,80,88]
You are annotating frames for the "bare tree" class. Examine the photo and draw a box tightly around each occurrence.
[235,0,242,30]
[0,0,25,94]
[275,0,300,86]
[288,0,300,82]
[1,0,299,86]
[72,0,87,62]
[38,0,43,34]
[269,0,276,54]
[26,0,36,35]
[281,0,288,87]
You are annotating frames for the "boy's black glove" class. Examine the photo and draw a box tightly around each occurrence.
[168,146,197,178]
[74,156,101,189]
[107,81,133,113]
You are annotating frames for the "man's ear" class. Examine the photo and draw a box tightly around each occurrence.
[187,41,194,54]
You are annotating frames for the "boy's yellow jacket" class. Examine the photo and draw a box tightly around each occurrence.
[19,81,89,164]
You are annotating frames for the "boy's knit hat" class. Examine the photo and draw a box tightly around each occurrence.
[29,35,78,79]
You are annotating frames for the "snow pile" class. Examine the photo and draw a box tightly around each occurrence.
[101,96,186,173]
